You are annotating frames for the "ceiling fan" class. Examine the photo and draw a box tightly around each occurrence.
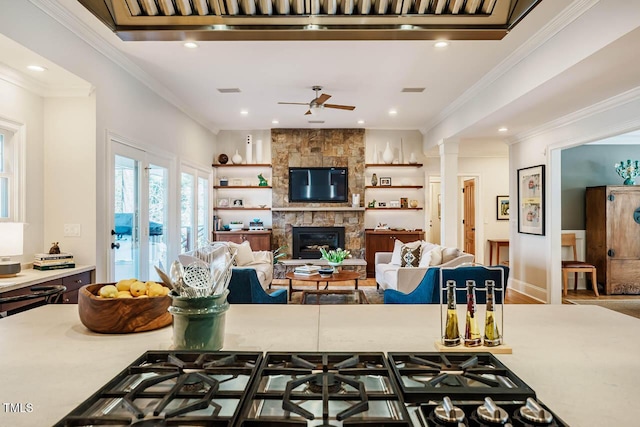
[278,86,356,115]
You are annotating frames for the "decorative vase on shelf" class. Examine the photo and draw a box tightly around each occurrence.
[245,134,253,164]
[371,173,378,186]
[231,150,242,164]
[255,139,263,163]
[382,142,394,164]
[373,144,379,163]
[409,152,417,164]
[399,138,404,164]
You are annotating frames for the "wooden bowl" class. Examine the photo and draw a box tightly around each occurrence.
[78,283,172,334]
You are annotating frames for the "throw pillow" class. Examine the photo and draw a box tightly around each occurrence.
[442,247,461,264]
[390,240,422,265]
[400,245,421,267]
[227,241,255,266]
[418,242,438,267]
[429,245,444,266]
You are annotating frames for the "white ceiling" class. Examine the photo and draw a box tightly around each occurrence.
[1,0,639,147]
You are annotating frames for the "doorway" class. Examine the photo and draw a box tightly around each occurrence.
[463,178,476,255]
[428,179,441,244]
[109,140,170,282]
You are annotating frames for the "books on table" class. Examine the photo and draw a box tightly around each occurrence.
[294,265,321,275]
[33,253,75,270]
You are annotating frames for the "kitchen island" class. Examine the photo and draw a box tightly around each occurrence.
[0,304,639,426]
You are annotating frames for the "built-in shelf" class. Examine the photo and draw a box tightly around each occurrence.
[271,207,365,212]
[365,185,423,189]
[212,163,272,168]
[215,207,271,210]
[214,185,272,189]
[365,163,423,168]
[365,207,423,210]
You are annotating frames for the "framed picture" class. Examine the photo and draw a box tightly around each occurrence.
[230,178,243,186]
[231,198,244,208]
[496,195,509,220]
[400,197,408,208]
[379,177,392,186]
[377,201,387,207]
[517,165,545,235]
[217,198,229,208]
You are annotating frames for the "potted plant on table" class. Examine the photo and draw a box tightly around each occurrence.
[319,247,351,272]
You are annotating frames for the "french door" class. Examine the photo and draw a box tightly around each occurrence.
[110,141,170,282]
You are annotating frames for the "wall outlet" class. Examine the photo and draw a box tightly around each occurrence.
[63,223,81,237]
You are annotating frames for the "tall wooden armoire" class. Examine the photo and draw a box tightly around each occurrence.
[585,186,640,294]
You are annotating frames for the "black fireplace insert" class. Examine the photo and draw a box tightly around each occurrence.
[292,226,345,259]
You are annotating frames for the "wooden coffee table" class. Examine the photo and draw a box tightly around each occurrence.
[285,271,361,301]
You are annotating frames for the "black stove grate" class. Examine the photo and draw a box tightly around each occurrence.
[237,352,412,426]
[388,352,536,404]
[54,351,263,427]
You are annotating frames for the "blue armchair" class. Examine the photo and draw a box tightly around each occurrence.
[227,269,287,304]
[384,265,509,304]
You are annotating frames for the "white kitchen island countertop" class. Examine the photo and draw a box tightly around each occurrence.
[0,303,639,426]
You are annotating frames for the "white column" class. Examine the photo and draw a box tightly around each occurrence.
[439,139,459,248]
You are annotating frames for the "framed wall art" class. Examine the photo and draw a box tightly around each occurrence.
[217,198,230,208]
[517,165,545,235]
[231,198,244,208]
[496,195,509,220]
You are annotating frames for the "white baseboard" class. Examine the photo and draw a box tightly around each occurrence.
[508,278,548,303]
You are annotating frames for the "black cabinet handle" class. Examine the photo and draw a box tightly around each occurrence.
[607,249,615,257]
[111,242,120,249]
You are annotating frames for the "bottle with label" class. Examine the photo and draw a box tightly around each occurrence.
[443,280,461,346]
[464,280,482,347]
[483,280,502,346]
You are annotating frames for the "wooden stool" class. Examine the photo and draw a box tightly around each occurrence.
[561,233,599,297]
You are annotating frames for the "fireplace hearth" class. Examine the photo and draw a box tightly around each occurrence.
[292,227,345,259]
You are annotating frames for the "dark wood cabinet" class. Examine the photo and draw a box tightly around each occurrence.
[0,269,94,315]
[365,229,424,277]
[586,186,640,294]
[212,230,272,251]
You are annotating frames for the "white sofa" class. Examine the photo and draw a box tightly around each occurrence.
[375,241,474,294]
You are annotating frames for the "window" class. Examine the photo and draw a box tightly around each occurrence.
[0,129,15,220]
[180,166,210,253]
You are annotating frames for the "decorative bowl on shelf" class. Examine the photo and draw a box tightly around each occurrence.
[78,283,171,334]
[228,223,244,230]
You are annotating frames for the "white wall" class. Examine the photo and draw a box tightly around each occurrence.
[0,79,44,264]
[0,1,217,280]
[43,96,96,265]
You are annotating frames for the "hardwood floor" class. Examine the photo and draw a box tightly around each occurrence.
[273,277,543,304]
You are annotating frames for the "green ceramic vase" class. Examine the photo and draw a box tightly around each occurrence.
[168,290,229,351]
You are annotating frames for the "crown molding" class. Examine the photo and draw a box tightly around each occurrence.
[423,0,599,133]
[28,0,219,134]
[509,85,640,146]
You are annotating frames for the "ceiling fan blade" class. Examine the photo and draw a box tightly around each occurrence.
[315,93,332,105]
[324,103,356,111]
[304,110,312,115]
[278,102,310,105]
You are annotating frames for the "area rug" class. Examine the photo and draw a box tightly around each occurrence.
[566,299,640,320]
[271,285,384,305]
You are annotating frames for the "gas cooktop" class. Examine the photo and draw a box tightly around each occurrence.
[54,351,568,427]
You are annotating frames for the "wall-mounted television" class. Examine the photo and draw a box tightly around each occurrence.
[289,167,348,203]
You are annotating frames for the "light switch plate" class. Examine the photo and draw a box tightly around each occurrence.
[64,223,81,237]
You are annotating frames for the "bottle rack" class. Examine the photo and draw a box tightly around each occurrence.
[434,264,512,354]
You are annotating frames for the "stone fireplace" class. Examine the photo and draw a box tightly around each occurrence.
[292,226,345,259]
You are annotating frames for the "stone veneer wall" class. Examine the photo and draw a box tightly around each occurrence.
[271,129,365,259]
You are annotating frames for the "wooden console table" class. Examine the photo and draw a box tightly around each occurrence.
[487,239,509,266]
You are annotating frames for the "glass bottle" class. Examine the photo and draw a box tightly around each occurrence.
[443,280,461,346]
[483,280,502,346]
[464,280,482,347]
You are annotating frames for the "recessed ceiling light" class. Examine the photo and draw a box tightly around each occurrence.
[389,109,398,116]
[27,65,47,72]
[183,42,198,48]
[357,120,365,125]
[434,41,449,48]
[498,127,508,132]
[240,110,249,115]
[272,120,279,124]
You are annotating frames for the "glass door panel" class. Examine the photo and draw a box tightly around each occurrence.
[114,154,140,281]
[197,176,209,248]
[181,172,194,253]
[148,163,168,279]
